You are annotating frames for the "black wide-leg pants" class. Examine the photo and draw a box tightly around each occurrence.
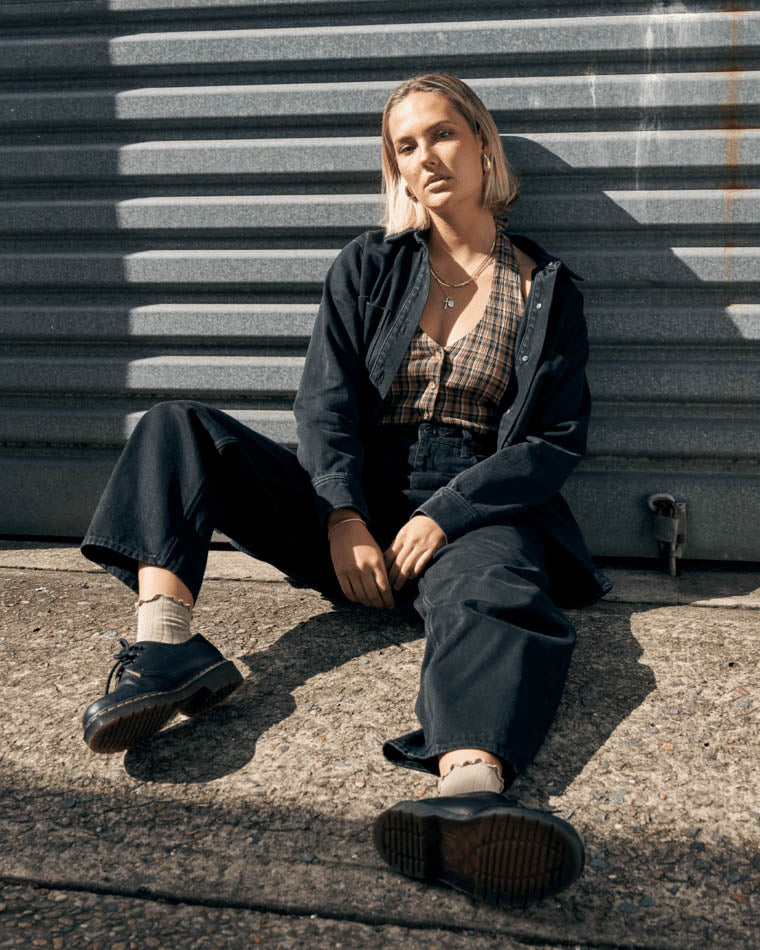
[82,400,577,777]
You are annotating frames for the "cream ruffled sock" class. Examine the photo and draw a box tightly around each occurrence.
[437,758,505,797]
[136,593,193,645]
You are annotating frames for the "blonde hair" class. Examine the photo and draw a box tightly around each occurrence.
[381,73,520,235]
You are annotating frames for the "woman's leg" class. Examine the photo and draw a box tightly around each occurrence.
[374,519,584,906]
[81,399,335,601]
[80,399,337,753]
[383,520,576,780]
[138,565,194,606]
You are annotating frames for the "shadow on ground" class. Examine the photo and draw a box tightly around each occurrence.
[0,777,753,949]
[123,600,656,817]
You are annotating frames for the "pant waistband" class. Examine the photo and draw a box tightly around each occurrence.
[373,422,496,455]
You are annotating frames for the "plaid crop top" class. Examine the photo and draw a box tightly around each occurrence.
[378,229,525,436]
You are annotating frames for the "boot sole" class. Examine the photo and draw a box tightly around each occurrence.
[83,659,243,754]
[372,801,584,907]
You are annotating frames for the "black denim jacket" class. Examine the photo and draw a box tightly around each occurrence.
[294,224,611,603]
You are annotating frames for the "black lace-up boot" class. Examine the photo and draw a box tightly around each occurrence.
[373,792,585,907]
[82,634,243,753]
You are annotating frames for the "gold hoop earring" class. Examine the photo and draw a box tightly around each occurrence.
[483,153,492,172]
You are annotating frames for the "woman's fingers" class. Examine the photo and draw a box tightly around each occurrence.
[338,568,378,607]
[332,547,394,608]
[374,567,396,608]
[337,572,358,603]
[389,547,415,590]
[341,564,392,608]
[412,548,434,579]
[383,515,445,590]
[391,558,410,590]
[357,571,390,609]
[387,543,438,589]
[330,519,439,607]
[330,523,388,608]
[387,533,426,587]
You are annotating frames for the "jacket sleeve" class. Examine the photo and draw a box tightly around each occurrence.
[415,282,591,541]
[293,239,370,527]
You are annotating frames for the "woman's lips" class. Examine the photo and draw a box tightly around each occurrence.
[425,176,450,189]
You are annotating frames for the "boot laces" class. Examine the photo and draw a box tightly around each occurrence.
[105,637,145,693]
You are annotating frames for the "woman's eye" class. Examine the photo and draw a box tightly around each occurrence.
[437,129,452,139]
[398,144,413,155]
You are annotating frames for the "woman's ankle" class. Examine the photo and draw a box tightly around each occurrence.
[437,748,517,796]
[137,563,194,607]
[438,759,504,796]
[135,593,193,644]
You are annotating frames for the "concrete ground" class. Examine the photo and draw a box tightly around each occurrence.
[0,542,758,949]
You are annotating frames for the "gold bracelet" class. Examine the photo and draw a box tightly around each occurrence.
[327,517,366,541]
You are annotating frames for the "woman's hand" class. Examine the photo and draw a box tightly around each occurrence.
[383,515,446,591]
[328,514,395,609]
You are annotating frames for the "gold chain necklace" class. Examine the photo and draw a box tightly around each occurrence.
[429,234,497,311]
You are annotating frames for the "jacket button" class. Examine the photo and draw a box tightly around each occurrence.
[536,302,542,310]
[521,355,529,362]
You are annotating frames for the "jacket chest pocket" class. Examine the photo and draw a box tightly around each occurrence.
[362,300,393,373]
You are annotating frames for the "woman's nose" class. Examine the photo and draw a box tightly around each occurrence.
[418,141,437,166]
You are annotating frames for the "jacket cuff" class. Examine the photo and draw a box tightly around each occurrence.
[414,486,481,541]
[312,475,370,529]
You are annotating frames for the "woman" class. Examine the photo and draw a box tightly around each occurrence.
[80,74,611,907]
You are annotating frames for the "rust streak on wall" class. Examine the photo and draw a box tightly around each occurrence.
[720,12,743,294]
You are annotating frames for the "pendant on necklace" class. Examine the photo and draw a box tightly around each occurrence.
[443,297,455,310]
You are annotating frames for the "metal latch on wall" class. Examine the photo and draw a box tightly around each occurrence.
[647,493,687,577]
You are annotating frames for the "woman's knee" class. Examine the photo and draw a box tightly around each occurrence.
[420,557,545,605]
[419,527,549,601]
[142,399,206,425]
[135,400,214,440]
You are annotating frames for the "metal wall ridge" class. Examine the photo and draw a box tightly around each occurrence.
[2,72,758,128]
[0,355,305,395]
[4,302,758,346]
[4,410,760,462]
[0,0,702,27]
[4,191,760,235]
[1,12,757,79]
[0,406,296,449]
[587,306,760,344]
[2,130,758,184]
[0,303,318,341]
[2,352,757,401]
[0,302,760,352]
[1,247,759,288]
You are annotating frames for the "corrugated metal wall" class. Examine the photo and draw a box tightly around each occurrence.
[1,1,758,560]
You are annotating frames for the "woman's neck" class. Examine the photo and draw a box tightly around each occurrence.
[427,210,498,272]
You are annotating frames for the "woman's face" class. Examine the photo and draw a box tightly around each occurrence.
[387,91,486,218]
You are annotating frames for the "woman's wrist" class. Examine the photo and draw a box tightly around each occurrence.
[327,517,367,542]
[327,507,364,529]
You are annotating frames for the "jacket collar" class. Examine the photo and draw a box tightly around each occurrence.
[383,224,583,280]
